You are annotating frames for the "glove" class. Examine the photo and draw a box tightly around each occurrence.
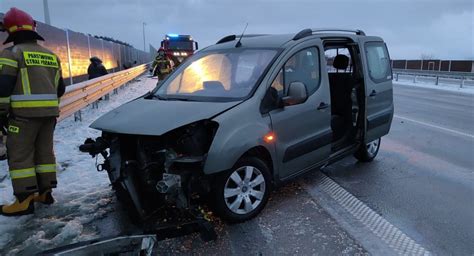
[0,116,7,134]
[0,135,6,161]
[0,116,6,161]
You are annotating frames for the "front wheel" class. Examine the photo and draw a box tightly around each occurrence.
[354,138,381,162]
[213,157,272,223]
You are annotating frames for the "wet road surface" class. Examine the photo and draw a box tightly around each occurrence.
[325,83,474,255]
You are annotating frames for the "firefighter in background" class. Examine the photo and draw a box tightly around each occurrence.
[0,8,66,216]
[151,48,173,80]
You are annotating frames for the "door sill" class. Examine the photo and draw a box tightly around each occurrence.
[277,143,360,184]
[328,144,359,165]
[279,159,328,183]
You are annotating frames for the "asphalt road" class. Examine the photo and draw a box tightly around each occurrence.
[325,83,474,255]
[93,179,367,255]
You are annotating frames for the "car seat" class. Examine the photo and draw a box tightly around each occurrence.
[329,55,354,141]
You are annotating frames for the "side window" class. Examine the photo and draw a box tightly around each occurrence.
[365,42,391,83]
[271,47,320,95]
[270,69,284,96]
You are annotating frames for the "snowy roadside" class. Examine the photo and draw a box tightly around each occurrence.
[393,79,474,95]
[0,76,157,255]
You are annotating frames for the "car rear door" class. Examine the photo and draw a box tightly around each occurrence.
[268,39,332,180]
[359,38,394,142]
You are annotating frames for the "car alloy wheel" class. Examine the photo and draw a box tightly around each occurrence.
[354,137,381,162]
[223,166,266,215]
[366,139,380,157]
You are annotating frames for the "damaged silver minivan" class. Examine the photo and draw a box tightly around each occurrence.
[80,28,394,223]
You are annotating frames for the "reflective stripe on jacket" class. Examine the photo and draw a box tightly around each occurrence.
[156,59,171,74]
[0,43,62,118]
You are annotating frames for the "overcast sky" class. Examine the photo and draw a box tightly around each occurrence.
[1,0,472,59]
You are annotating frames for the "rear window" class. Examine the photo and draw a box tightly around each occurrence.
[365,42,392,83]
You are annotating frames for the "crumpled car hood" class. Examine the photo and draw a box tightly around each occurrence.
[90,97,241,136]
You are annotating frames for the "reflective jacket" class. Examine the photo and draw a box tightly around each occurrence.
[0,42,64,118]
[153,57,171,74]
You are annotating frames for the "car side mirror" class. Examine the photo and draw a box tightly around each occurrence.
[282,82,308,106]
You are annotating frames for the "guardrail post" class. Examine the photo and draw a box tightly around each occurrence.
[396,73,399,81]
[460,77,465,88]
[92,101,99,109]
[113,88,118,95]
[413,75,417,83]
[74,110,82,122]
[104,94,110,101]
[435,76,439,85]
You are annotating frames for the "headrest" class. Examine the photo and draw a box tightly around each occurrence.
[333,55,349,70]
[203,81,225,91]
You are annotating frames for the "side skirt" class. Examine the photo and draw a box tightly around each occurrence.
[276,143,359,185]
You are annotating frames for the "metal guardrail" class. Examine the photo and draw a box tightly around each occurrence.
[58,64,148,121]
[392,69,474,78]
[392,69,474,87]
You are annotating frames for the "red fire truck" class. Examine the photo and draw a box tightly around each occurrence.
[160,34,198,65]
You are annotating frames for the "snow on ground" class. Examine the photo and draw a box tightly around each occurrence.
[393,76,474,95]
[0,76,157,255]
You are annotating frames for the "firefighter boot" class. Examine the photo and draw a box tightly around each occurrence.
[34,189,55,205]
[0,194,35,216]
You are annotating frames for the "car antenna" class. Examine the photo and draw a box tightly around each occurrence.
[235,23,248,48]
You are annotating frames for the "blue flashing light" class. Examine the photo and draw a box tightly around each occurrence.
[167,34,179,38]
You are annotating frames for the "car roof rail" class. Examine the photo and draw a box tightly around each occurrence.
[216,34,268,44]
[293,28,366,40]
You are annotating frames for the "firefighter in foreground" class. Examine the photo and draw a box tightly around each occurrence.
[0,8,65,216]
[151,48,173,80]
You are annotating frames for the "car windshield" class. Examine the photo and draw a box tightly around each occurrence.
[155,49,277,101]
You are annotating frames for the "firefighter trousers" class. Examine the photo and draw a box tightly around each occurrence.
[6,117,57,196]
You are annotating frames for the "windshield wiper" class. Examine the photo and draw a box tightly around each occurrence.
[144,94,163,100]
[165,97,195,101]
[150,94,195,101]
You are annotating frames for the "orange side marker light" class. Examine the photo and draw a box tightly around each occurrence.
[264,132,275,143]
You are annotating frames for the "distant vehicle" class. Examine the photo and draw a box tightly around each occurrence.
[160,34,198,65]
[81,28,394,223]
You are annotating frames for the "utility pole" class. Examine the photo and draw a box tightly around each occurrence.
[43,0,51,25]
[142,22,147,52]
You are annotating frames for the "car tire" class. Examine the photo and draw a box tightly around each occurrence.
[213,157,272,223]
[354,138,381,162]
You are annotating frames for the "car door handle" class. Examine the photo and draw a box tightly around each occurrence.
[369,90,377,97]
[317,102,329,110]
